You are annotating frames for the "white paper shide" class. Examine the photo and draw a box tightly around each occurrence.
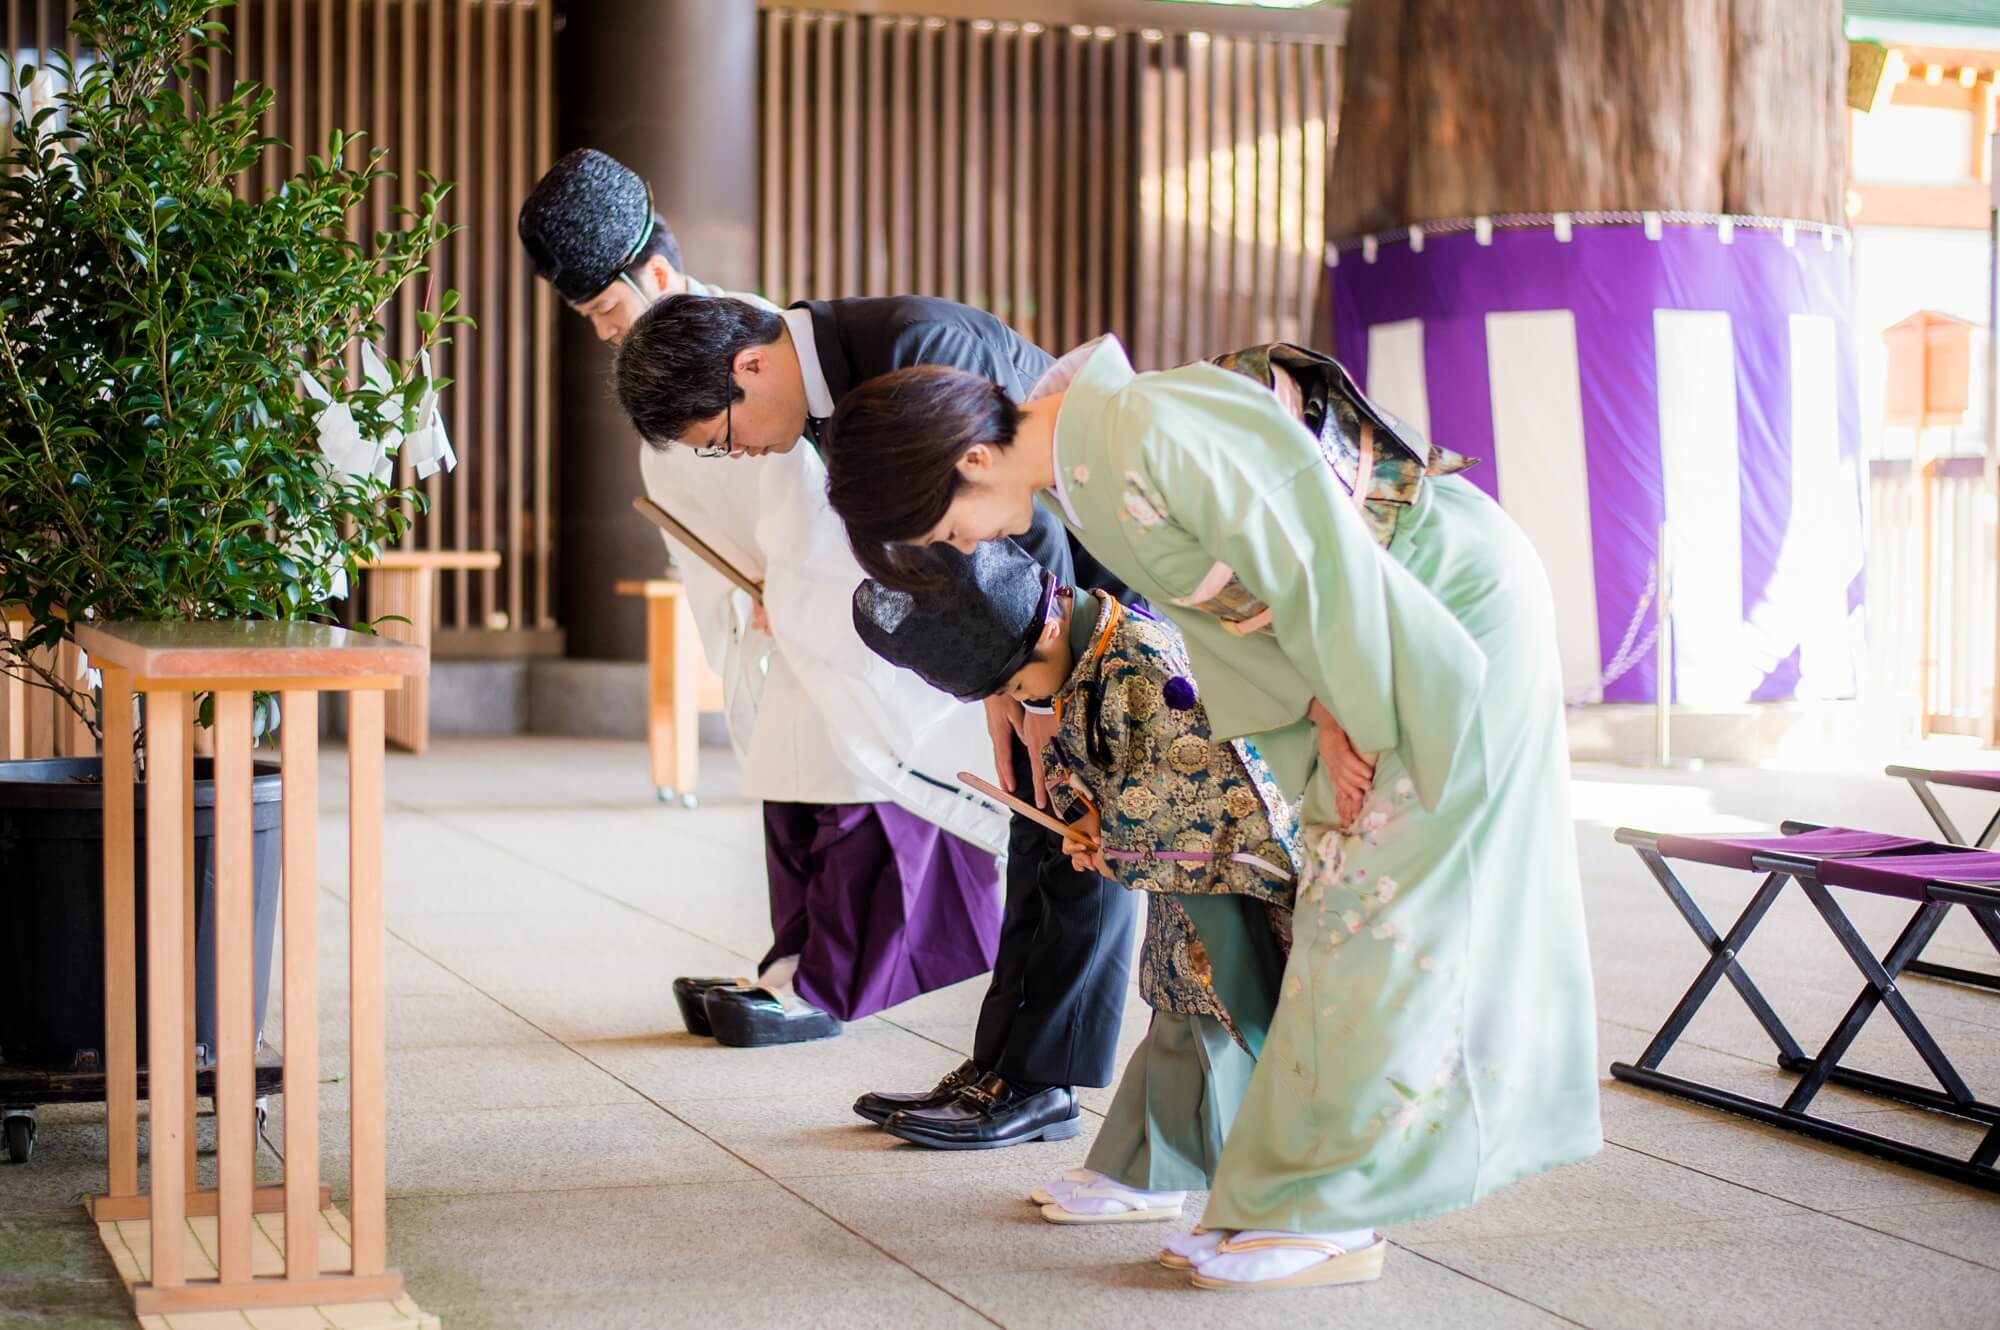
[299,343,459,599]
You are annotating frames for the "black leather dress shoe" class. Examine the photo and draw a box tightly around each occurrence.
[883,1073,1080,1150]
[671,976,745,1037]
[703,985,842,1048]
[852,1058,982,1127]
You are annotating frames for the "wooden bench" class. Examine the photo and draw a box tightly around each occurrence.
[615,579,725,807]
[359,549,501,755]
[77,621,429,1320]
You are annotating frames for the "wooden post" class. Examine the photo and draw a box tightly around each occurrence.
[346,688,388,1279]
[1920,456,1938,738]
[213,691,255,1286]
[99,665,138,1199]
[180,697,198,1198]
[280,689,321,1280]
[144,689,189,1291]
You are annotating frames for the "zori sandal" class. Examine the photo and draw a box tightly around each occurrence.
[1039,1183,1186,1225]
[1189,1233,1388,1290]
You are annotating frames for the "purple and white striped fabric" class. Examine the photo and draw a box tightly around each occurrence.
[1331,222,1864,706]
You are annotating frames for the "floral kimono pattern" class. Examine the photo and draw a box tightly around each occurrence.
[1041,596,1300,1052]
[1037,335,1602,1235]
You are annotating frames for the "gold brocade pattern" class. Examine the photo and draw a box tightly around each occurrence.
[1043,604,1301,1041]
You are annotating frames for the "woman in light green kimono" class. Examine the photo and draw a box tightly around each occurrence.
[821,337,1602,1292]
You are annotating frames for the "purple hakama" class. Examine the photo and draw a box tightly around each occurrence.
[759,801,1002,1021]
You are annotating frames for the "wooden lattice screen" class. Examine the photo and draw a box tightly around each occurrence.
[758,6,1339,369]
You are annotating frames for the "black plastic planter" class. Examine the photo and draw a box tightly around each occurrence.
[0,757,284,1160]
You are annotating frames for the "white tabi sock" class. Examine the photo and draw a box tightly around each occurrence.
[1044,1171,1186,1218]
[753,955,823,1015]
[1031,1167,1101,1204]
[1190,1227,1378,1284]
[1162,1228,1229,1265]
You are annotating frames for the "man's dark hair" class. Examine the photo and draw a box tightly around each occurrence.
[614,293,786,446]
[624,213,682,280]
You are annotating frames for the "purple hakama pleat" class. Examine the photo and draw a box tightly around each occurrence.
[761,801,1002,1021]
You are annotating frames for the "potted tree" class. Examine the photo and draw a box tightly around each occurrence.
[0,0,461,1163]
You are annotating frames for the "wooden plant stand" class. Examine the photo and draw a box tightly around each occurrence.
[74,622,434,1325]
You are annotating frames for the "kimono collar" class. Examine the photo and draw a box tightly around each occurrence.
[1030,335,1135,531]
[1051,590,1124,724]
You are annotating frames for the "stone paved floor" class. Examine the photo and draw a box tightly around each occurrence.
[7,732,2000,1328]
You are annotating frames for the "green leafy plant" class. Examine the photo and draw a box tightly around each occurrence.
[0,0,464,748]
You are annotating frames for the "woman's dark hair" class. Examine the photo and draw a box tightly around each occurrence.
[822,365,1021,592]
[614,293,785,446]
[624,212,683,278]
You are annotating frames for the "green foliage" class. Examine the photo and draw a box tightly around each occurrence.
[0,0,464,743]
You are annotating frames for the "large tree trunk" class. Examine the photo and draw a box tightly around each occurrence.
[1330,0,1848,237]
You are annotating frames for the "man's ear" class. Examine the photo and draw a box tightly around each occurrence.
[640,255,681,296]
[733,344,765,379]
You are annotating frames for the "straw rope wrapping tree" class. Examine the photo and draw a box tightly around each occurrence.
[0,0,464,755]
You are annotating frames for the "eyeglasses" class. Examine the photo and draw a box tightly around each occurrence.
[690,391,733,459]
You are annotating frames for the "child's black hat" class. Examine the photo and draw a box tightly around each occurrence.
[852,540,1056,702]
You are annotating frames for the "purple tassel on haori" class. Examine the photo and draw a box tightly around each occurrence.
[1162,676,1197,711]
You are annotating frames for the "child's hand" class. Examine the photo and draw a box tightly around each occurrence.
[1308,698,1376,828]
[1060,809,1111,877]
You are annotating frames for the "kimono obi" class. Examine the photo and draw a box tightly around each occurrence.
[1206,342,1477,551]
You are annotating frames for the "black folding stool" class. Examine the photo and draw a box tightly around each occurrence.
[1610,822,2000,1193]
[1886,764,2000,990]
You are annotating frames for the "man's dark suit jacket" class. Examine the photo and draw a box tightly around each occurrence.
[796,295,1131,602]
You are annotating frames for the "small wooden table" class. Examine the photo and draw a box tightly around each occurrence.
[615,579,725,807]
[75,621,427,1321]
[361,549,501,755]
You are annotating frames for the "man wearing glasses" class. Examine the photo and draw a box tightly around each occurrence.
[517,149,1009,1052]
[610,288,1141,1152]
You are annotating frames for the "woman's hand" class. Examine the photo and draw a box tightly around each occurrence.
[1060,808,1112,877]
[1308,698,1376,827]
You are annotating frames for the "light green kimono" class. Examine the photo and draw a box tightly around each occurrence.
[1038,337,1601,1232]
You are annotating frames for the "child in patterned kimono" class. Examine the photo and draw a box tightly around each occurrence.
[854,538,1304,1226]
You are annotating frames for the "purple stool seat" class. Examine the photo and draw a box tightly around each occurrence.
[1887,766,2000,795]
[1816,849,2000,901]
[1654,827,1931,872]
[1614,810,2000,1195]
